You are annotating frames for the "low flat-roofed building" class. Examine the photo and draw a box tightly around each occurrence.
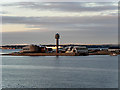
[21,45,46,53]
[22,45,39,53]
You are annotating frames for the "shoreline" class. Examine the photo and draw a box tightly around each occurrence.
[1,52,119,56]
[1,53,87,56]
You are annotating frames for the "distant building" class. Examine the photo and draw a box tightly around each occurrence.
[46,46,63,50]
[21,45,46,53]
[108,47,120,52]
[66,46,88,54]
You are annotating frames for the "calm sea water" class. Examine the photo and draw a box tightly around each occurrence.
[1,49,118,88]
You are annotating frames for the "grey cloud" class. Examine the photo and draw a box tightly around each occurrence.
[1,2,118,44]
[2,16,117,25]
[2,15,117,32]
[2,15,118,45]
[1,2,118,13]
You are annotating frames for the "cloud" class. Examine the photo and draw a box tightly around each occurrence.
[2,15,118,44]
[1,2,118,13]
[0,11,8,14]
[2,15,117,32]
[1,2,118,44]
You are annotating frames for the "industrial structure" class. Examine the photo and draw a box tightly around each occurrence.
[55,33,60,53]
[3,33,91,56]
[21,33,61,53]
[20,33,89,55]
[21,45,46,53]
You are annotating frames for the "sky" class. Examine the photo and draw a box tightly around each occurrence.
[1,1,118,45]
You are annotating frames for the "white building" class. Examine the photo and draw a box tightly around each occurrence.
[66,46,88,54]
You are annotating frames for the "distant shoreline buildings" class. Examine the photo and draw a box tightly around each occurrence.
[1,33,120,56]
[1,44,119,50]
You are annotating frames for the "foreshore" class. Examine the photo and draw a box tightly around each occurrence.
[1,51,119,56]
[2,53,87,56]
